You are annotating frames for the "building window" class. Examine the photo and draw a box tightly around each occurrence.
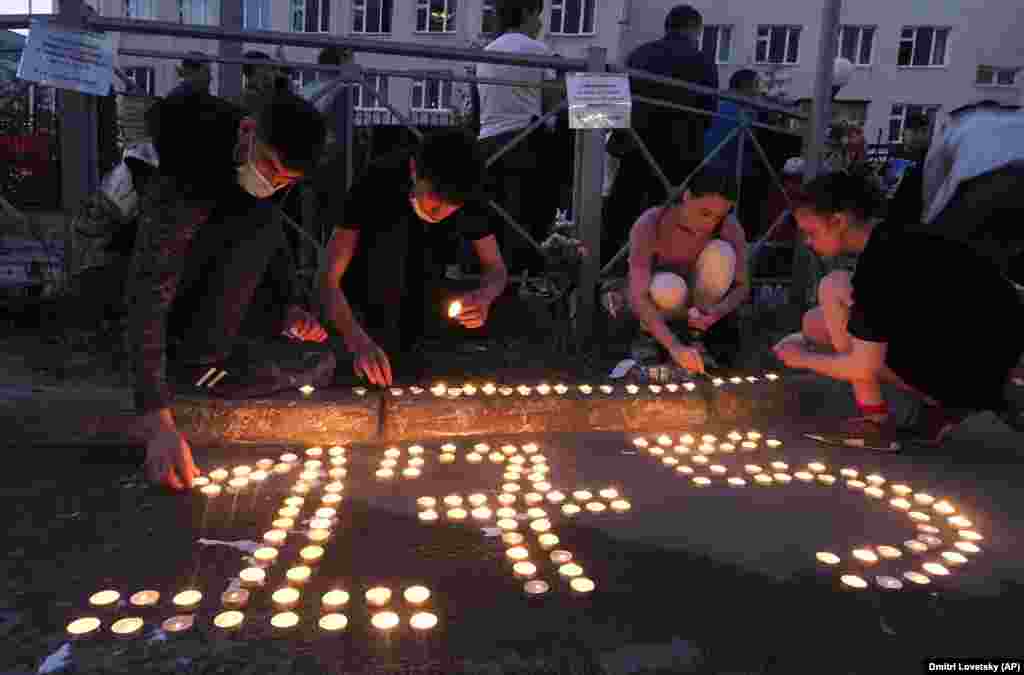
[888,104,938,143]
[897,27,949,67]
[481,0,497,35]
[976,65,1017,87]
[179,0,220,25]
[755,25,801,65]
[124,0,156,19]
[412,77,453,110]
[699,25,732,64]
[290,69,321,91]
[292,0,330,33]
[123,66,156,95]
[353,0,392,34]
[354,74,389,109]
[837,25,874,66]
[244,0,270,29]
[550,0,595,36]
[416,0,457,34]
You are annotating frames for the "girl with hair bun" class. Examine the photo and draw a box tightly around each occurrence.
[773,172,1022,451]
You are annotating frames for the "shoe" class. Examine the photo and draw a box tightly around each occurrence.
[902,405,971,446]
[173,339,337,399]
[805,416,902,453]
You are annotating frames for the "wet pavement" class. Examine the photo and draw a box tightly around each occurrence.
[4,424,1024,674]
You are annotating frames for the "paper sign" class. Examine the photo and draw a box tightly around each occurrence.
[566,73,631,130]
[17,17,114,96]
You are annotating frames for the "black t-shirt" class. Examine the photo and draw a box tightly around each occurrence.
[146,90,245,201]
[848,227,1022,409]
[333,149,494,350]
[881,161,924,233]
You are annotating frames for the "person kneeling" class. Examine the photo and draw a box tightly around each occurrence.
[773,172,1023,451]
[608,171,749,374]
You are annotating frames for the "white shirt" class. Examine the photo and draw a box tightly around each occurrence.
[477,32,556,140]
[922,110,1024,224]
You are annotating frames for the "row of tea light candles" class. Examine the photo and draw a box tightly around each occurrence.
[632,433,986,591]
[68,585,440,638]
[348,373,781,398]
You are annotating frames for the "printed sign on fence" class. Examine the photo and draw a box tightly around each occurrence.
[17,17,114,97]
[566,73,631,130]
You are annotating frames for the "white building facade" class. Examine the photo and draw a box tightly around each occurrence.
[99,0,1022,145]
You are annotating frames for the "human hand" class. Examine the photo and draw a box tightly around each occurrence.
[772,337,810,369]
[687,306,720,333]
[284,305,328,342]
[670,343,705,375]
[145,426,201,491]
[348,332,393,386]
[450,290,492,329]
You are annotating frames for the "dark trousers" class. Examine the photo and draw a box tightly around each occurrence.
[603,150,698,267]
[480,127,560,275]
[924,162,1024,283]
[168,198,293,364]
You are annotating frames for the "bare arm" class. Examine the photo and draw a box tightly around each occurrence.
[708,218,752,318]
[800,336,887,382]
[626,211,685,354]
[470,234,509,303]
[319,228,369,349]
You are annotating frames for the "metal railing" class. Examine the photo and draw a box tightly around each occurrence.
[0,3,818,347]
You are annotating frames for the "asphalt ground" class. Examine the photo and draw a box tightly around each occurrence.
[4,423,1023,675]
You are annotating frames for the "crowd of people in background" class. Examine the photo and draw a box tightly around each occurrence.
[82,0,1022,488]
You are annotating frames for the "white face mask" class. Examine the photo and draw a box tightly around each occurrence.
[237,136,285,199]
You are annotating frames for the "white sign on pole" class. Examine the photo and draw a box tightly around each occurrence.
[566,73,631,130]
[17,17,114,97]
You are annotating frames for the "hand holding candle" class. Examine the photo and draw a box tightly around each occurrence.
[447,291,491,329]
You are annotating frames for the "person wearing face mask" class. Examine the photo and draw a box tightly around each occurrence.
[604,170,748,375]
[127,88,332,492]
[321,128,509,386]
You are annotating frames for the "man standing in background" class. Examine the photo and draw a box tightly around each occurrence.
[603,4,718,267]
[167,52,212,98]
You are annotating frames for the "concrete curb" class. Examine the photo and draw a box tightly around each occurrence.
[3,377,798,447]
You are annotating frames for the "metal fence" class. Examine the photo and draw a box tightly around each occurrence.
[0,2,820,346]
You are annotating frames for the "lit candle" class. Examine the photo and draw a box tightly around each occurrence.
[209,468,230,483]
[875,576,903,591]
[692,476,712,487]
[161,615,193,634]
[321,590,350,613]
[291,483,311,495]
[365,586,392,607]
[890,498,912,510]
[201,484,222,498]
[517,385,532,396]
[418,510,439,523]
[908,511,931,522]
[497,517,518,530]
[766,373,779,381]
[914,493,935,506]
[876,546,902,560]
[794,471,815,482]
[691,455,708,466]
[299,470,320,483]
[307,529,330,543]
[538,533,560,549]
[300,546,325,566]
[852,549,879,564]
[447,300,462,318]
[280,453,299,463]
[662,457,679,466]
[712,378,724,386]
[840,575,868,589]
[489,451,506,464]
[954,541,981,554]
[741,441,757,450]
[89,590,120,608]
[466,452,483,464]
[754,474,773,485]
[503,483,521,493]
[271,611,300,630]
[947,516,972,529]
[431,384,447,396]
[959,530,983,542]
[322,493,342,507]
[815,552,840,565]
[503,533,525,547]
[448,508,469,521]
[111,617,145,638]
[730,377,743,385]
[500,386,515,396]
[239,567,266,588]
[402,467,421,479]
[933,500,956,515]
[496,507,517,519]
[847,480,867,490]
[497,493,518,506]
[524,580,549,595]
[559,563,584,578]
[286,566,312,586]
[482,383,497,395]
[917,534,943,548]
[697,443,715,454]
[66,617,102,638]
[904,540,929,554]
[890,484,912,496]
[765,439,782,449]
[410,611,439,631]
[562,504,581,516]
[372,611,401,630]
[940,551,968,566]
[128,590,160,608]
[278,507,300,519]
[773,473,793,484]
[817,474,837,486]
[172,589,202,612]
[213,610,244,632]
[403,585,431,605]
[192,476,210,488]
[439,453,456,464]
[718,443,736,453]
[317,614,347,632]
[570,577,596,594]
[922,562,950,576]
[376,468,394,480]
[472,506,493,520]
[254,547,279,566]
[807,462,827,473]
[273,463,291,475]
[550,550,573,564]
[579,384,593,394]
[536,383,552,396]
[222,589,249,610]
[727,477,747,487]
[684,382,697,391]
[526,507,547,520]
[902,571,930,585]
[506,546,530,562]
[840,468,859,479]
[744,464,763,475]
[545,491,565,503]
[666,384,679,392]
[864,487,886,499]
[675,465,694,475]
[710,465,727,475]
[573,490,593,502]
[249,470,269,483]
[917,524,940,534]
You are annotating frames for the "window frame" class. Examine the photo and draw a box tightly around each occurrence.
[178,0,221,26]
[411,76,455,111]
[124,0,156,19]
[415,0,458,34]
[353,74,389,110]
[122,66,156,95]
[836,25,875,66]
[888,103,939,143]
[243,0,271,30]
[549,0,597,37]
[754,25,802,66]
[352,0,393,35]
[291,0,331,33]
[698,24,733,65]
[897,26,951,68]
[976,65,1018,88]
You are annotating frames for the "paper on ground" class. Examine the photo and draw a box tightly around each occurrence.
[609,359,636,379]
[197,538,262,554]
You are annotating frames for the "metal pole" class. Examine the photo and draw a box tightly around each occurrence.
[218,0,242,100]
[573,46,608,346]
[55,1,97,210]
[804,0,841,181]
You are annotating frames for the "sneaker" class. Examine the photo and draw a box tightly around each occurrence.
[173,339,337,399]
[805,416,902,453]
